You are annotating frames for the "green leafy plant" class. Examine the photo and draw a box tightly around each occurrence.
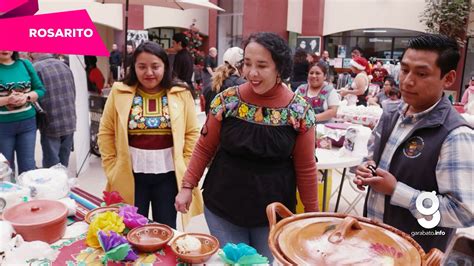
[420,0,472,47]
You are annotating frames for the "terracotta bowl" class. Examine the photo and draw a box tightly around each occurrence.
[170,233,220,264]
[127,224,174,253]
[84,206,119,224]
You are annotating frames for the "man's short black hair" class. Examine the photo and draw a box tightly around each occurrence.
[173,33,189,48]
[405,34,460,78]
[351,46,363,54]
[242,32,293,80]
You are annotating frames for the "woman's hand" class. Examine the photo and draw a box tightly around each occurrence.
[175,188,193,213]
[339,89,349,97]
[7,92,26,107]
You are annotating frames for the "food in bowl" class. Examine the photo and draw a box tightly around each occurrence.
[170,233,220,264]
[175,234,202,254]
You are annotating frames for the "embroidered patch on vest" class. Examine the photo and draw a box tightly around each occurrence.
[403,136,424,158]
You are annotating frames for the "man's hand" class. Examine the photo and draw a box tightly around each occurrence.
[354,166,397,195]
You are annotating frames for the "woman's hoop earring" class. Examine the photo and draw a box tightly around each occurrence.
[276,75,282,84]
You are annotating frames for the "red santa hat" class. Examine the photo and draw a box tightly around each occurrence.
[350,56,369,72]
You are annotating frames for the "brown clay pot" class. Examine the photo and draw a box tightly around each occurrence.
[267,202,444,266]
[3,199,67,244]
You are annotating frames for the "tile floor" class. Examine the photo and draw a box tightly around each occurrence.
[32,102,473,236]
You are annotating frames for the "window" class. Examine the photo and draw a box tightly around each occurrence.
[217,0,243,64]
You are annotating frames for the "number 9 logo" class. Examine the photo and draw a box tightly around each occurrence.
[416,191,440,229]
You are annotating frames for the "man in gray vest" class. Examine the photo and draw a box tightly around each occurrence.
[354,34,473,252]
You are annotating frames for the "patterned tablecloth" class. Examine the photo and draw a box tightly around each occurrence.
[49,187,181,265]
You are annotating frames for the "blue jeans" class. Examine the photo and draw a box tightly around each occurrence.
[0,117,37,175]
[204,206,273,261]
[40,133,74,168]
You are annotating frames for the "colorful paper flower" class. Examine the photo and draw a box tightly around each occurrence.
[98,230,138,263]
[86,211,125,248]
[219,243,268,265]
[102,191,124,206]
[118,205,148,229]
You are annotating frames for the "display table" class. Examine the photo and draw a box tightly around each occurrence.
[46,187,222,265]
[315,148,363,212]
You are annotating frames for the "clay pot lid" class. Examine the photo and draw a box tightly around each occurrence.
[276,216,422,265]
[3,200,67,226]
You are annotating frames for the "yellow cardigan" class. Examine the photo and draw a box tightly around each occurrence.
[98,82,203,227]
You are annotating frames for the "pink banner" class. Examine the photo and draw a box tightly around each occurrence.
[0,0,28,14]
[0,10,108,56]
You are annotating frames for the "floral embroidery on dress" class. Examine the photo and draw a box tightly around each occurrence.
[128,92,171,131]
[210,86,315,132]
[295,84,333,115]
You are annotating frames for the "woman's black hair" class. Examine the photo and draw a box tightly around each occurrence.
[123,41,173,89]
[309,61,328,76]
[11,52,19,61]
[242,32,293,80]
[383,76,396,87]
[293,48,308,64]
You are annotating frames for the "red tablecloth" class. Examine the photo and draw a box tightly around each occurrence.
[51,187,180,265]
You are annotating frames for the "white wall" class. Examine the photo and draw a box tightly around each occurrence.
[144,6,209,35]
[69,55,91,175]
[38,0,123,30]
[287,0,303,33]
[323,0,426,35]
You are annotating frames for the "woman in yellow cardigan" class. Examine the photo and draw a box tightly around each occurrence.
[98,41,202,229]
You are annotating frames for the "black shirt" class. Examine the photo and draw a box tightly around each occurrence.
[173,49,194,85]
[109,50,122,66]
[203,55,217,74]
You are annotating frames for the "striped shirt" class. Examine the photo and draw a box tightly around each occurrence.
[365,100,474,228]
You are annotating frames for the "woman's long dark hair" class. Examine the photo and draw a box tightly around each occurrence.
[123,41,174,89]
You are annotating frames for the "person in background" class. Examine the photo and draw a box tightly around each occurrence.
[30,53,76,168]
[460,76,474,105]
[340,56,370,106]
[380,86,401,110]
[295,62,340,123]
[55,54,69,66]
[290,48,310,91]
[175,32,318,259]
[202,47,218,88]
[351,46,363,59]
[98,42,202,229]
[122,44,134,78]
[172,33,195,98]
[85,56,105,95]
[0,51,45,175]
[319,50,334,83]
[18,52,32,61]
[367,76,396,107]
[355,34,473,252]
[109,43,122,83]
[371,60,389,86]
[202,47,246,115]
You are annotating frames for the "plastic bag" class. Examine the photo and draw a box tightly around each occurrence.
[16,164,76,200]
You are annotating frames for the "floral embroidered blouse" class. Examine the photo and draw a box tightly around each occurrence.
[183,83,319,227]
[210,86,315,131]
